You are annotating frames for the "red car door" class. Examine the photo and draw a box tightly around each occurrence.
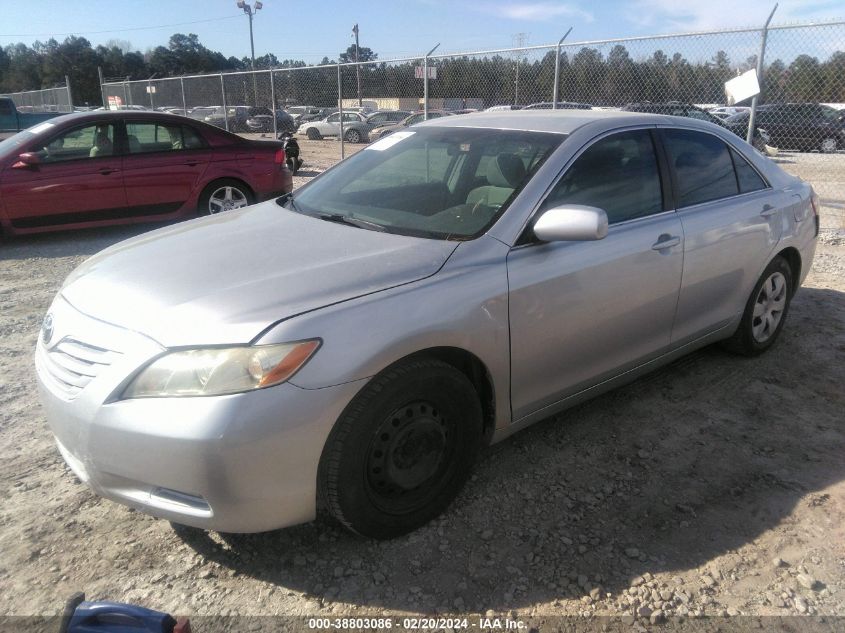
[1,121,126,230]
[121,120,211,217]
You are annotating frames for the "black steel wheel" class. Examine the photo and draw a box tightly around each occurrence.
[318,358,483,539]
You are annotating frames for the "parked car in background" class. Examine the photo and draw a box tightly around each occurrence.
[725,103,845,153]
[286,105,323,125]
[623,102,772,152]
[0,110,292,236]
[709,106,750,120]
[365,110,412,128]
[245,108,296,134]
[203,105,253,132]
[368,110,454,141]
[0,96,63,138]
[524,101,593,110]
[297,111,373,143]
[36,110,817,539]
[485,105,522,111]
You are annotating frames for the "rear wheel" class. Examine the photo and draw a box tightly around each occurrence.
[306,127,322,140]
[820,137,838,153]
[198,179,253,215]
[722,256,793,356]
[319,358,483,539]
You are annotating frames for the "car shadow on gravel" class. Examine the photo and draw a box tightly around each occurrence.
[174,286,845,613]
[0,224,166,261]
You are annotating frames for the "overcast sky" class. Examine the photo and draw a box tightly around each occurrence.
[0,0,842,63]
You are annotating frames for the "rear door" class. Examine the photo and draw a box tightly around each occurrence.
[121,120,211,217]
[660,127,784,345]
[1,120,126,229]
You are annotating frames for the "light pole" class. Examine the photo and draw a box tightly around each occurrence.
[352,23,362,107]
[237,0,262,106]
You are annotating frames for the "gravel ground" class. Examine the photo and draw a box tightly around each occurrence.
[1,140,844,626]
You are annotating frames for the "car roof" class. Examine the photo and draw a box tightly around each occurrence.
[414,109,666,134]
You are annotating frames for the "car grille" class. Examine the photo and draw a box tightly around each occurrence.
[38,338,122,399]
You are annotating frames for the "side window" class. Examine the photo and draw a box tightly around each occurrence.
[730,147,767,193]
[35,123,115,162]
[327,113,340,123]
[0,100,13,116]
[406,114,424,125]
[541,129,663,224]
[125,121,186,154]
[181,126,204,149]
[662,129,738,207]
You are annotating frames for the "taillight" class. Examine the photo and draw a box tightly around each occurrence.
[274,148,286,165]
[810,188,820,236]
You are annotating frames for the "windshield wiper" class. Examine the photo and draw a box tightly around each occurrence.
[317,213,387,232]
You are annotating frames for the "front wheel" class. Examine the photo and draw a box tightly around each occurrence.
[344,128,362,143]
[306,127,321,140]
[198,179,253,215]
[318,358,483,539]
[722,256,793,356]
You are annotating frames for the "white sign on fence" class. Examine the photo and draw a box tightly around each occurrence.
[414,66,437,79]
[724,69,760,105]
[145,85,157,94]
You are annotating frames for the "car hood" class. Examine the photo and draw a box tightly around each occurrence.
[60,202,459,347]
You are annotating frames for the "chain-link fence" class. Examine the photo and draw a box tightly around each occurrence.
[100,19,845,221]
[1,80,73,113]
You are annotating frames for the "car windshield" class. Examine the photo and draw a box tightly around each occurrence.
[281,127,564,240]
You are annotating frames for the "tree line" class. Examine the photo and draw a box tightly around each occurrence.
[1,32,843,108]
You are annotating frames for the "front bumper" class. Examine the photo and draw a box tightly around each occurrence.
[35,296,366,533]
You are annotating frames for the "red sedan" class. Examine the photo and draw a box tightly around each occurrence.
[0,111,292,236]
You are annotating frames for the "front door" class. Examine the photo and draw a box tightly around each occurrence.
[1,121,125,230]
[507,128,684,420]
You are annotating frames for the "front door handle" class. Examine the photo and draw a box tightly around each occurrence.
[185,161,200,167]
[760,204,778,218]
[98,168,118,175]
[651,235,681,250]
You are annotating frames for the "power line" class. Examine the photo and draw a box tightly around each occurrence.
[0,15,242,38]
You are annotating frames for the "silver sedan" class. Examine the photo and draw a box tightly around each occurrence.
[297,111,372,143]
[36,111,818,538]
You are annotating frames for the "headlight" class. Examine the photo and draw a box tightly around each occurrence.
[122,340,320,398]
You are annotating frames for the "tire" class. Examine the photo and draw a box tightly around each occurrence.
[306,127,322,140]
[820,137,838,153]
[722,256,793,356]
[286,157,298,175]
[344,128,362,143]
[318,358,483,539]
[197,179,254,215]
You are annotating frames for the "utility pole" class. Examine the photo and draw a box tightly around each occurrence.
[513,32,527,106]
[237,1,263,106]
[353,23,362,106]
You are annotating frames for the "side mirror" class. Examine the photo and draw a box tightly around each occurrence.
[12,152,41,169]
[533,205,608,242]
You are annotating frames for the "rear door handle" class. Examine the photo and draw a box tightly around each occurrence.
[185,161,200,166]
[651,235,681,250]
[760,203,778,218]
[98,168,118,175]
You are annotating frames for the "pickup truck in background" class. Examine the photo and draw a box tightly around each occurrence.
[0,97,64,139]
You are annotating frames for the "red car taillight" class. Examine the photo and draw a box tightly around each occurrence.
[274,148,286,165]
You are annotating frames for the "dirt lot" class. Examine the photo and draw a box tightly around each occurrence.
[1,139,844,627]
